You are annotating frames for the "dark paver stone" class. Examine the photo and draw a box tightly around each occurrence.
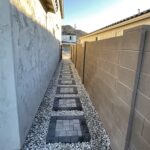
[53,97,82,111]
[56,86,78,94]
[58,80,76,85]
[46,116,91,144]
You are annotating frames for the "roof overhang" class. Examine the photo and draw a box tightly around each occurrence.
[40,0,64,18]
[40,0,56,13]
[59,0,64,18]
[80,9,150,39]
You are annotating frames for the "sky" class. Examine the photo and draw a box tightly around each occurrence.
[63,0,150,33]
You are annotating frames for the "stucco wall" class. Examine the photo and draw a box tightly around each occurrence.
[62,35,77,43]
[0,0,62,149]
[10,0,61,145]
[0,1,20,150]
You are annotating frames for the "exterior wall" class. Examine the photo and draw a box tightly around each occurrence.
[73,26,150,150]
[0,1,20,149]
[80,15,150,44]
[0,0,62,149]
[62,35,77,43]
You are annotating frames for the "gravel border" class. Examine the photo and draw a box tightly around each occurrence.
[23,60,110,150]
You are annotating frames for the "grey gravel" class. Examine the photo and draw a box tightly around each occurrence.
[23,60,111,150]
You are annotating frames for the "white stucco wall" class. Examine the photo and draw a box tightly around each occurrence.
[0,0,20,150]
[62,35,76,43]
[0,0,62,149]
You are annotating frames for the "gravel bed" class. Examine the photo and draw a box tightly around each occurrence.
[23,60,110,150]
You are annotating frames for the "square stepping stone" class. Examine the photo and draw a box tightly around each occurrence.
[53,97,82,111]
[60,72,73,75]
[61,66,71,69]
[46,116,91,143]
[56,87,78,94]
[60,70,72,73]
[61,68,72,71]
[58,80,76,85]
[59,75,74,79]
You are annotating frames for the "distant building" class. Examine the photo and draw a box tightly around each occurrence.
[80,9,150,44]
[62,34,77,43]
[62,34,77,51]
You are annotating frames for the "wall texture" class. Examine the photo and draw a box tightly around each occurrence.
[76,44,85,81]
[73,26,150,150]
[129,29,150,150]
[0,0,62,149]
[0,1,20,149]
[72,45,77,65]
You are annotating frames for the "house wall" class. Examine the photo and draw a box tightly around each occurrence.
[72,26,150,150]
[62,35,77,43]
[0,1,20,149]
[80,15,150,44]
[0,0,62,149]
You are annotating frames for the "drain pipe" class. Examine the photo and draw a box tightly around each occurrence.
[124,28,147,150]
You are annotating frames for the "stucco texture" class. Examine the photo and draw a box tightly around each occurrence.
[10,0,61,145]
[0,0,61,149]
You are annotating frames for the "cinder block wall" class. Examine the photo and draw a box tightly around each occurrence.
[76,44,85,81]
[74,26,150,150]
[129,29,150,150]
[72,45,77,65]
[0,0,61,149]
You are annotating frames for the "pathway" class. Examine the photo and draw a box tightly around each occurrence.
[23,55,110,150]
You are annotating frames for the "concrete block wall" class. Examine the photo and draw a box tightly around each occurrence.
[129,28,150,150]
[76,44,85,81]
[73,26,150,150]
[0,0,62,149]
[72,45,77,65]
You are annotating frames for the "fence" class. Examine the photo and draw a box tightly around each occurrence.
[71,25,150,150]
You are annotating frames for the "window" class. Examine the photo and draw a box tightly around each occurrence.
[70,36,72,40]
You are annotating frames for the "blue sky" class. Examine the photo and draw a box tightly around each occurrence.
[63,0,150,33]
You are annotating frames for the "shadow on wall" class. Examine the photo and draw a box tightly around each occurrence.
[7,2,60,149]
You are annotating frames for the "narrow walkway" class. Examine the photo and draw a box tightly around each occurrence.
[23,58,110,149]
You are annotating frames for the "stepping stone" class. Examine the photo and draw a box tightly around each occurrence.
[46,116,91,143]
[60,71,72,74]
[53,97,82,111]
[61,69,72,72]
[58,80,76,85]
[61,68,71,71]
[56,87,78,94]
[59,75,74,79]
